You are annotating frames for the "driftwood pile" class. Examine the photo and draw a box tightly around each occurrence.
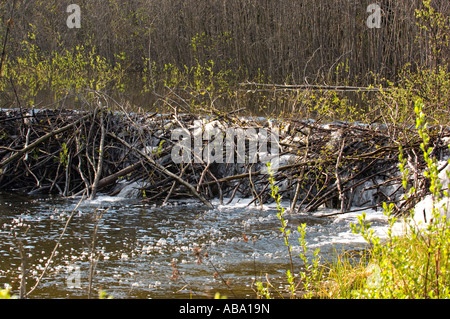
[0,106,449,216]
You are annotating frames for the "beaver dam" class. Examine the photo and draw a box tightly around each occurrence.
[2,105,450,298]
[1,106,449,215]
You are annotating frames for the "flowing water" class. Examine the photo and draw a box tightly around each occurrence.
[0,192,391,299]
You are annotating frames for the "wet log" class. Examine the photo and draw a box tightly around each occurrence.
[97,161,143,190]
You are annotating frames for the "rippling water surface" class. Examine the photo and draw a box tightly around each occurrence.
[0,192,390,299]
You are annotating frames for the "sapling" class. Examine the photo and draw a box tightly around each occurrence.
[350,99,450,298]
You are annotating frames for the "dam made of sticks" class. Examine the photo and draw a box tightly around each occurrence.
[1,106,449,216]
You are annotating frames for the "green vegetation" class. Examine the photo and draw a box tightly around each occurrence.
[0,0,449,299]
[346,100,450,299]
[0,0,447,119]
[257,163,323,299]
[257,100,450,299]
[0,285,16,299]
[1,34,126,106]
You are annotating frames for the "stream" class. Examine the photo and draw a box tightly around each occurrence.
[0,192,391,299]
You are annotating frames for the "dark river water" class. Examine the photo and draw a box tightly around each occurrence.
[0,192,390,299]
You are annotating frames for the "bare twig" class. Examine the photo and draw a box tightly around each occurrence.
[0,113,92,169]
[108,132,214,209]
[90,110,106,200]
[27,195,85,297]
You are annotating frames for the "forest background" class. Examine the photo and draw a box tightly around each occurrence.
[0,0,448,123]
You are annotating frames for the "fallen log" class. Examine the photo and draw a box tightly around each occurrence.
[97,161,143,190]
